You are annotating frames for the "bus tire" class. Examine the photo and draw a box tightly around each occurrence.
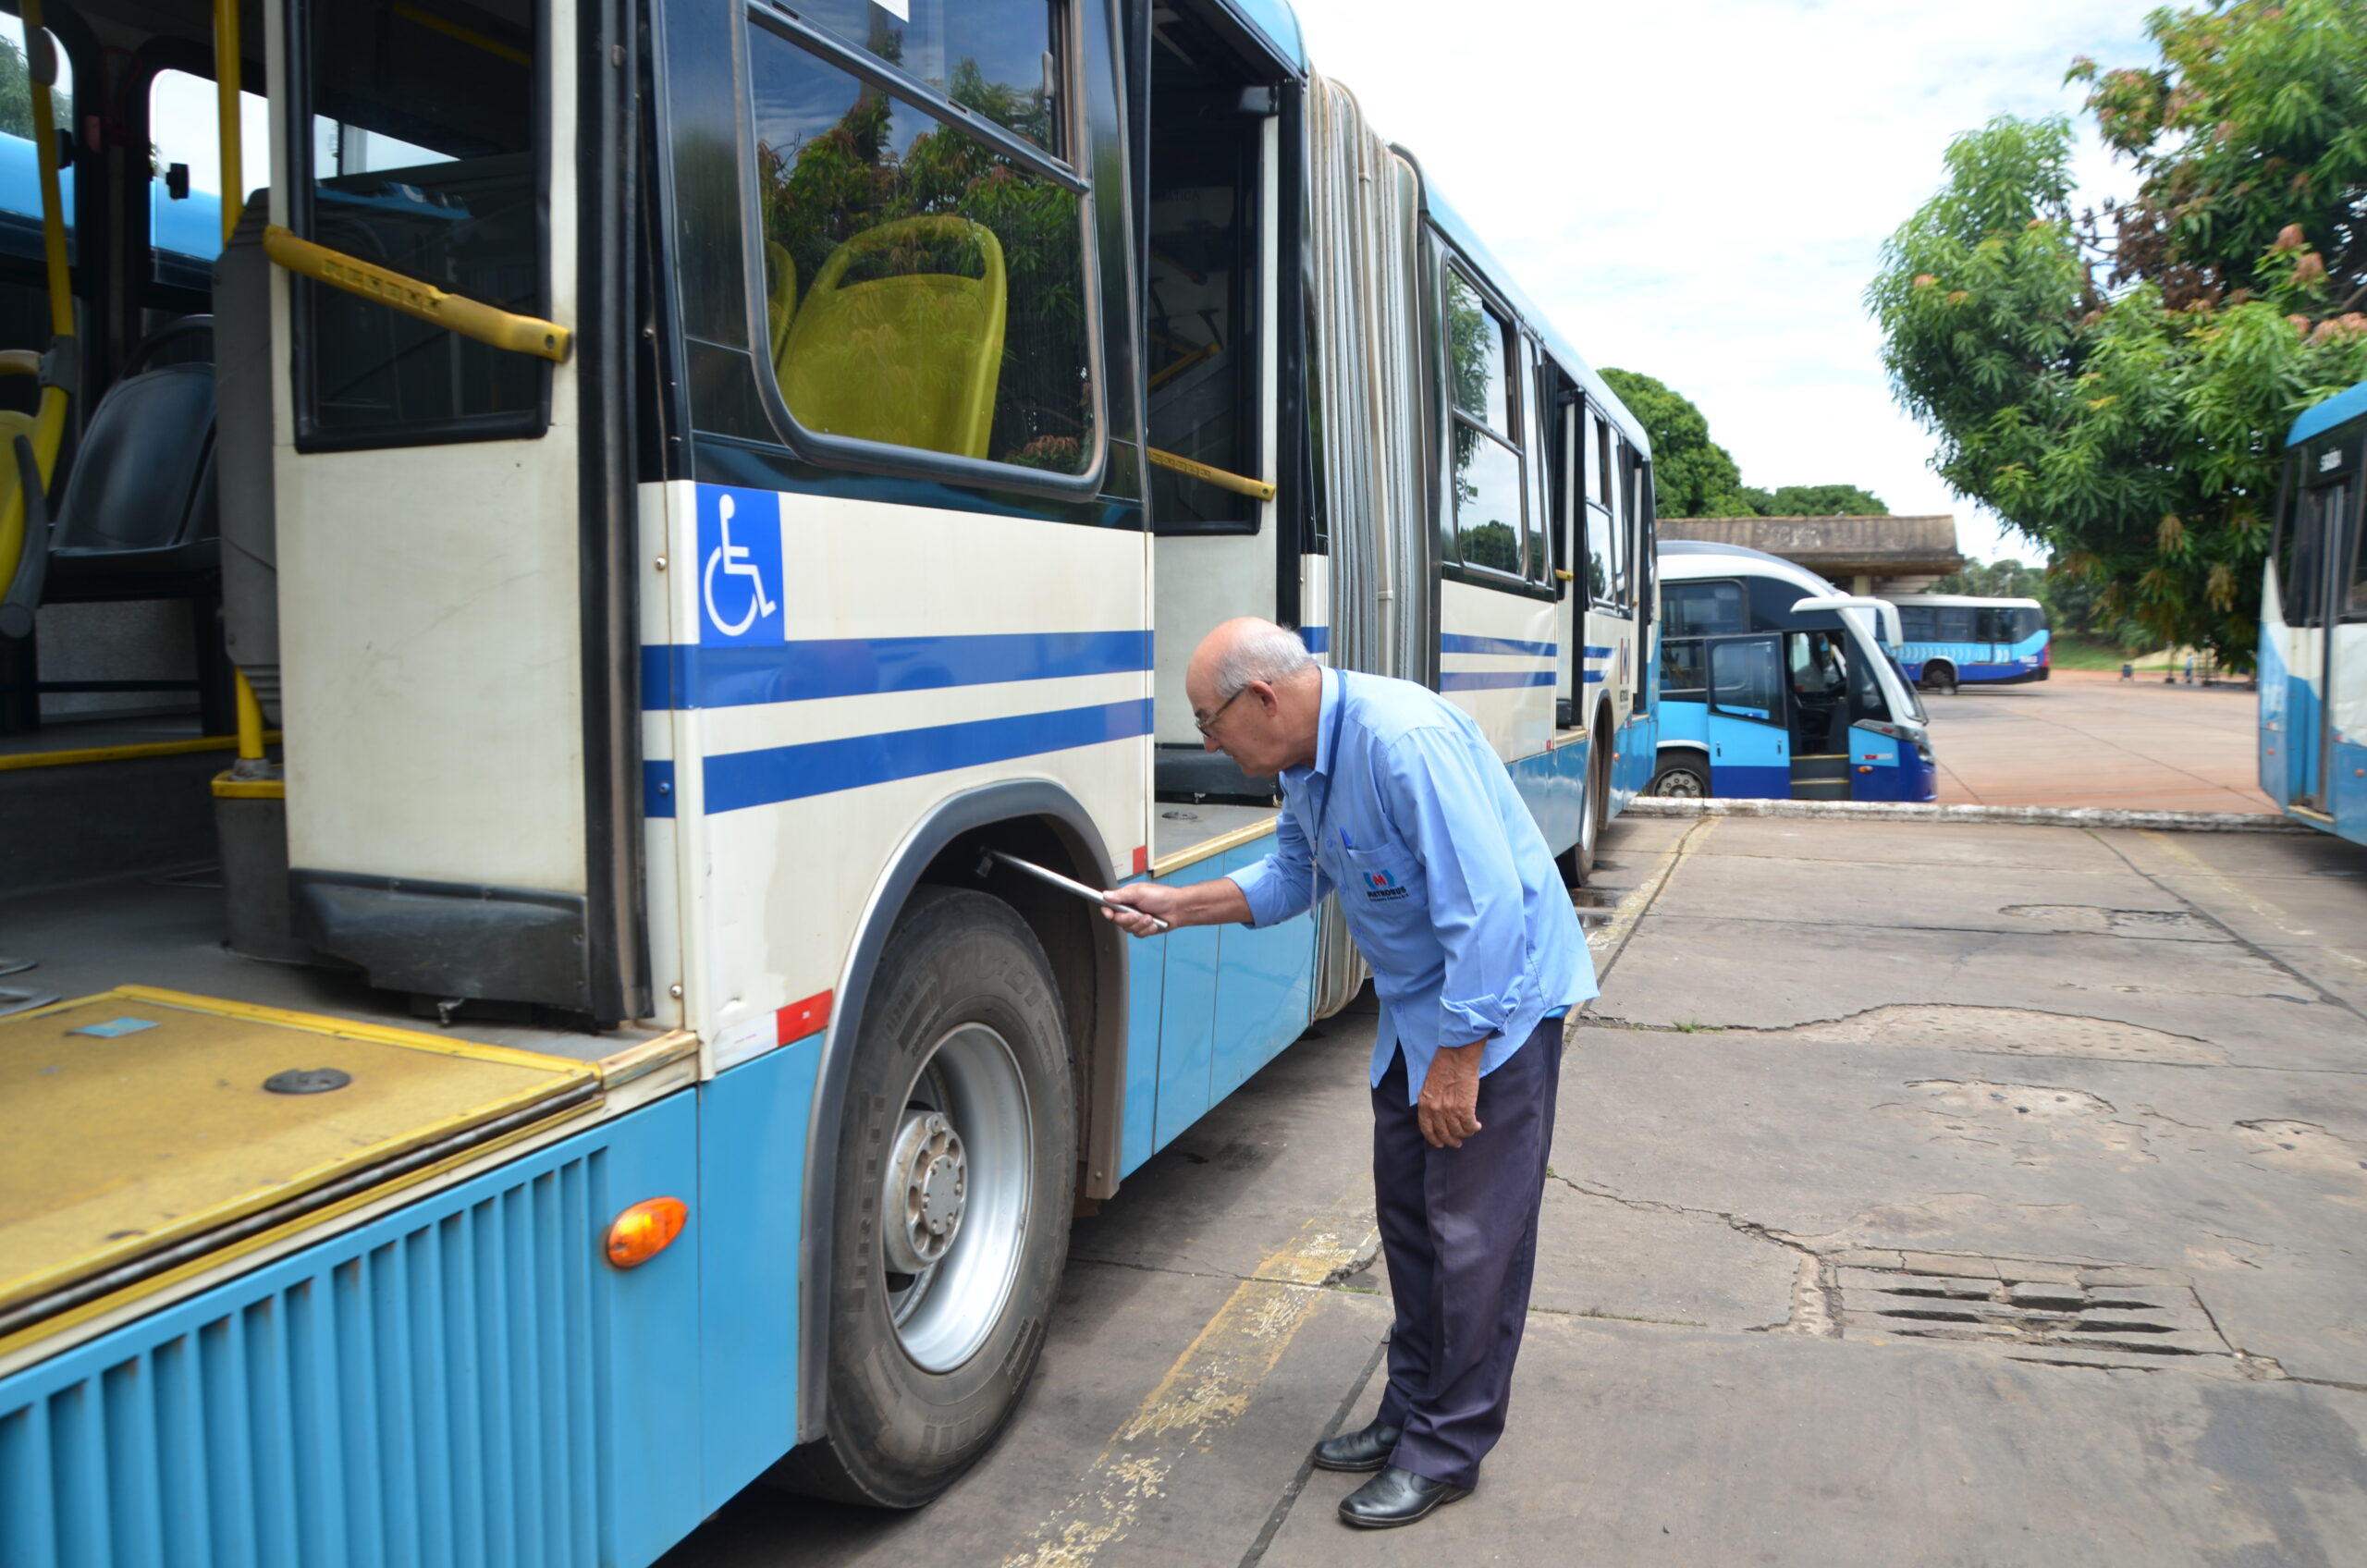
[1921,660,1957,695]
[1648,759,1709,798]
[1559,718,1613,887]
[777,886,1075,1509]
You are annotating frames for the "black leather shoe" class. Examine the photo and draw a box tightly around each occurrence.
[1310,1418,1403,1473]
[1337,1464,1472,1528]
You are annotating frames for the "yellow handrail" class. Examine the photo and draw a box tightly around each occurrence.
[261,226,572,363]
[0,0,74,606]
[1145,447,1275,503]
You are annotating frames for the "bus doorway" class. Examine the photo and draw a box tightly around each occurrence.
[1141,0,1294,802]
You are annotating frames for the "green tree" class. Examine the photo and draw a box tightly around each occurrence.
[1599,367,1754,516]
[1755,483,1889,516]
[1870,1,2367,670]
[0,35,69,143]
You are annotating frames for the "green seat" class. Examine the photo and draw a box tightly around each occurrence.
[765,240,798,378]
[777,215,1006,460]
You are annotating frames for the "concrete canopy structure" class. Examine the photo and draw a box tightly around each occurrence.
[1659,515,1963,596]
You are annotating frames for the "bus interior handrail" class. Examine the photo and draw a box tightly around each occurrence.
[1145,447,1275,502]
[260,225,573,364]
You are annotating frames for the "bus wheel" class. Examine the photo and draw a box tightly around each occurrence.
[1922,660,1957,695]
[1559,720,1613,887]
[1648,759,1709,798]
[778,887,1074,1508]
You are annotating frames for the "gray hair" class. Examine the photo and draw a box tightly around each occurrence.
[1210,619,1316,700]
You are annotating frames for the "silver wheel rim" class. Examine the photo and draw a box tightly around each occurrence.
[880,1022,1034,1372]
[1656,766,1706,799]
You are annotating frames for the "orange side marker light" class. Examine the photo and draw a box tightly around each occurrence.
[606,1197,688,1268]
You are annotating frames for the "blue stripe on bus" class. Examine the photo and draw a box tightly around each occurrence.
[641,631,1153,710]
[1581,671,1604,682]
[699,699,1153,815]
[1439,670,1557,692]
[1582,644,1613,658]
[1439,633,1556,657]
[1299,625,1330,653]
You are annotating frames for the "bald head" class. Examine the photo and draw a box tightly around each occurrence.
[1187,618,1324,775]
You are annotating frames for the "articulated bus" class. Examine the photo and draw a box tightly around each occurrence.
[1650,542,1934,802]
[1884,593,2051,693]
[0,0,1656,1558]
[2263,382,2367,845]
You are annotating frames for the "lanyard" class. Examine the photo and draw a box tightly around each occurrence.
[1305,671,1350,910]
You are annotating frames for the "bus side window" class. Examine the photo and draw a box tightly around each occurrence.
[1899,605,1934,641]
[291,5,545,445]
[1936,606,1976,641]
[1848,643,1891,721]
[1662,637,1707,696]
[2349,490,2367,615]
[747,6,1097,475]
[1583,410,1614,606]
[1444,267,1527,579]
[1663,580,1743,637]
[1710,637,1780,720]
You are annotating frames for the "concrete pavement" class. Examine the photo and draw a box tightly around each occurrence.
[1926,669,2272,814]
[667,812,2367,1567]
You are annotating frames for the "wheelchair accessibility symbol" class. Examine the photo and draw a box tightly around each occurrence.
[699,490,781,643]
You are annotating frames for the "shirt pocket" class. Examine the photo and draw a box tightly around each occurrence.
[1340,843,1427,919]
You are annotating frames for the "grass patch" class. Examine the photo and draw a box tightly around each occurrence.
[1673,1020,1722,1034]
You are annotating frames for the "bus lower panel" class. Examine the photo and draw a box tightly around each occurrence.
[2327,735,2367,847]
[0,1092,706,1568]
[1508,741,1588,857]
[1120,843,1317,1178]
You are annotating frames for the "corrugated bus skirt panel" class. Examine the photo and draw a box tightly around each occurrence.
[0,1090,705,1568]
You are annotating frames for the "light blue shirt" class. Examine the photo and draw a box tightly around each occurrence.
[1229,668,1596,1103]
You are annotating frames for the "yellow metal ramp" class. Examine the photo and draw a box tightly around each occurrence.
[0,986,600,1341]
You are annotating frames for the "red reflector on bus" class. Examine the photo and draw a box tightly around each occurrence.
[606,1198,688,1268]
[1133,844,1148,875]
[777,990,831,1043]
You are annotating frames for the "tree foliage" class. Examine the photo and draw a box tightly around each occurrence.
[0,35,69,143]
[1870,0,2367,670]
[1599,368,1753,516]
[1743,483,1891,516]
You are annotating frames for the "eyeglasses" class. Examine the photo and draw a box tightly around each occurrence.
[1194,685,1247,739]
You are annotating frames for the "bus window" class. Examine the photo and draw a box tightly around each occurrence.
[1523,344,1549,582]
[1711,637,1781,721]
[1603,428,1628,603]
[1146,4,1261,533]
[787,0,1061,153]
[2349,496,2367,616]
[1936,606,1977,641]
[0,16,71,266]
[148,69,271,287]
[1898,605,1935,641]
[1444,266,1526,577]
[291,3,542,445]
[750,17,1096,473]
[1664,579,1744,636]
[1663,637,1707,696]
[2289,488,2332,625]
[1847,640,1892,721]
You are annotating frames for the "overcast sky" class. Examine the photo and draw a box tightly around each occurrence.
[1286,0,2165,563]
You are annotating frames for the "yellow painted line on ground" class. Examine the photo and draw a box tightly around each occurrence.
[1584,815,1717,988]
[1002,1210,1375,1568]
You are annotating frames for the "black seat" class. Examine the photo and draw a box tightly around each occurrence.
[43,317,218,598]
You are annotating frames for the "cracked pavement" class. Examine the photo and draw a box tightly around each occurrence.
[668,814,2367,1568]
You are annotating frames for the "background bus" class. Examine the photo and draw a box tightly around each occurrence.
[2263,382,2367,845]
[1885,593,2051,692]
[0,0,1653,1560]
[1650,542,1935,802]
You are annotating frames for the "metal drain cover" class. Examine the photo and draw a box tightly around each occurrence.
[1833,1252,2231,1368]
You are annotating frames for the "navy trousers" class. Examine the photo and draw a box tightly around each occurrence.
[1371,1013,1564,1488]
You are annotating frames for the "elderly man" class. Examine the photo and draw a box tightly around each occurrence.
[1104,618,1595,1529]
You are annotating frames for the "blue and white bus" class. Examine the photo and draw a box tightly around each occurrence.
[1885,594,2051,692]
[2263,383,2367,845]
[0,0,1657,1559]
[1650,542,1935,801]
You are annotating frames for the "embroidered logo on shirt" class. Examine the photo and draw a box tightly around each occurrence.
[1364,868,1410,901]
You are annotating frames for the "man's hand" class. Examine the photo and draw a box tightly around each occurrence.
[1417,1041,1485,1148]
[1100,882,1187,937]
